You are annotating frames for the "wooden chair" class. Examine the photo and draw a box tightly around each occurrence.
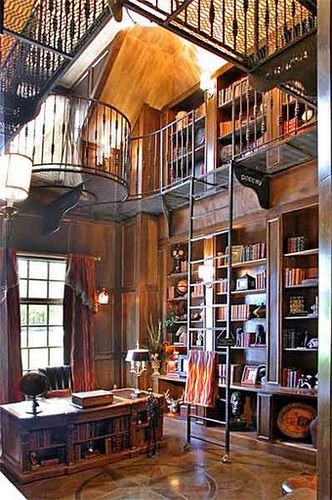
[39,365,72,397]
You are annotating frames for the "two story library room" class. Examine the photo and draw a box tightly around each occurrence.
[0,1,331,499]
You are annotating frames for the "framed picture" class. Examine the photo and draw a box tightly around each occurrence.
[241,365,259,385]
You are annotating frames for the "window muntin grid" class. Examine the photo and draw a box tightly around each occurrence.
[18,256,66,372]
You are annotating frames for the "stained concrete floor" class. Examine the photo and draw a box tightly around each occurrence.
[14,418,316,500]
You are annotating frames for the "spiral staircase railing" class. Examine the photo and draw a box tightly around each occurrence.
[9,94,131,205]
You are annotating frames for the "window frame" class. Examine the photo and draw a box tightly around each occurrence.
[18,255,66,372]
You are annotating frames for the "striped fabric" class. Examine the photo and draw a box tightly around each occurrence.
[184,350,218,407]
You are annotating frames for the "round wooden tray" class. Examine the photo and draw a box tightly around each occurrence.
[277,402,317,439]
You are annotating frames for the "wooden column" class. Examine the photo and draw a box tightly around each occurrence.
[317,2,332,497]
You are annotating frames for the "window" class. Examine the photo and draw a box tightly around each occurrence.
[18,256,66,372]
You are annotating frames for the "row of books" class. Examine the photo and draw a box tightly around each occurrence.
[240,242,266,262]
[285,268,306,286]
[105,432,130,454]
[75,417,130,441]
[282,117,299,136]
[30,430,53,449]
[218,80,249,106]
[283,367,300,388]
[216,304,252,321]
[285,267,318,286]
[283,329,308,349]
[286,235,306,253]
[256,270,267,290]
[236,331,265,348]
[192,282,204,297]
[217,364,243,384]
[216,278,228,294]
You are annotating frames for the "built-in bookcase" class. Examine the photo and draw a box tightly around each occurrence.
[281,205,318,387]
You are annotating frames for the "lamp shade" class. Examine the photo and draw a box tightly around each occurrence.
[0,153,33,202]
[125,348,149,363]
[198,263,214,283]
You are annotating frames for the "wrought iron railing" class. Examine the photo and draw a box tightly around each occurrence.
[9,94,130,200]
[0,0,111,143]
[130,109,206,195]
[218,76,316,165]
[123,1,316,68]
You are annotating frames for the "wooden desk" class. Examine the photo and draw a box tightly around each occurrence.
[0,390,164,483]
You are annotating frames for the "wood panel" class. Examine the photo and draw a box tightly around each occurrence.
[121,220,137,289]
[257,393,274,441]
[121,292,138,354]
[271,160,317,207]
[144,217,159,287]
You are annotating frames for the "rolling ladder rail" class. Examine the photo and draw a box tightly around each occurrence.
[185,158,235,462]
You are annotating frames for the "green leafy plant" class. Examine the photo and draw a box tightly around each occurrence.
[164,310,177,333]
[146,314,165,359]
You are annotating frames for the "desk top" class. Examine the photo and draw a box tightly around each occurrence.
[0,389,163,420]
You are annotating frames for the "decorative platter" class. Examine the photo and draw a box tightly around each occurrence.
[277,403,317,439]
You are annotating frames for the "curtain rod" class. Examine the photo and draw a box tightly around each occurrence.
[17,250,101,262]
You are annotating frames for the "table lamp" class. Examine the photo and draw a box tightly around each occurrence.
[125,341,149,397]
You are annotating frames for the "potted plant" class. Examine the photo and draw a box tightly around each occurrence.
[146,314,165,376]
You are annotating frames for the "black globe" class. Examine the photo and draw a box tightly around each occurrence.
[20,371,48,397]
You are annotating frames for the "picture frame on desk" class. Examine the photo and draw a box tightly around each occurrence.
[241,365,259,385]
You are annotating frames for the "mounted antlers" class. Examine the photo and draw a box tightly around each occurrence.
[164,390,185,414]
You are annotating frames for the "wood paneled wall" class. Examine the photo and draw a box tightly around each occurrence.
[10,214,121,390]
[121,214,160,388]
[164,161,318,243]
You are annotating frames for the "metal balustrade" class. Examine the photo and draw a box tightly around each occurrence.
[9,94,131,203]
[130,109,206,195]
[218,76,317,172]
[124,1,316,67]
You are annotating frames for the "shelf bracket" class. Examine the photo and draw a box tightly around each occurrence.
[234,164,270,210]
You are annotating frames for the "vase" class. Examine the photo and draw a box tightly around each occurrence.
[150,353,161,376]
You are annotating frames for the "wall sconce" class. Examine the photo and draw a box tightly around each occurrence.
[200,71,214,99]
[125,341,150,397]
[0,153,33,217]
[198,263,214,286]
[97,287,110,305]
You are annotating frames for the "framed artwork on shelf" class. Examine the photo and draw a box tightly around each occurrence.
[241,365,259,385]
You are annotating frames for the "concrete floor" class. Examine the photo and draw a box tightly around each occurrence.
[15,418,316,500]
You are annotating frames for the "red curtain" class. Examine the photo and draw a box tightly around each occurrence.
[64,254,96,392]
[0,249,23,404]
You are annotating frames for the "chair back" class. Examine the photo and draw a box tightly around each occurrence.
[39,365,72,391]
